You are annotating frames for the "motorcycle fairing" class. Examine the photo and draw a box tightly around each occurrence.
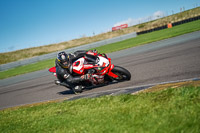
[72,58,85,75]
[49,66,56,73]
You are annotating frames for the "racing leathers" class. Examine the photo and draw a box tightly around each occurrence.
[55,50,92,89]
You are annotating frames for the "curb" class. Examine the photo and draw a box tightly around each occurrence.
[67,77,200,101]
[1,77,199,110]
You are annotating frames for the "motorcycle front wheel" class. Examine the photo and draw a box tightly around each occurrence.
[111,66,131,81]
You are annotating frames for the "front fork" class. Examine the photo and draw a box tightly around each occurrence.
[107,64,119,79]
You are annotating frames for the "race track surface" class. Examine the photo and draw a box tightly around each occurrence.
[0,31,200,109]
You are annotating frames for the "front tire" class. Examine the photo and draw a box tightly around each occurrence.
[111,66,131,81]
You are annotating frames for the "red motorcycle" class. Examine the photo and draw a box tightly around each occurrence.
[49,50,131,93]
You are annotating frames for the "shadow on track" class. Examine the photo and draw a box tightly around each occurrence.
[57,81,121,95]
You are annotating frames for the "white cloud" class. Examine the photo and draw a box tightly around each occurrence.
[152,11,165,19]
[113,11,165,27]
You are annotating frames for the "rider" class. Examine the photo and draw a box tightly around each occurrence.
[55,51,92,93]
[55,50,96,92]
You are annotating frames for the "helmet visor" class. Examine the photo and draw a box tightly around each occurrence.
[62,60,69,68]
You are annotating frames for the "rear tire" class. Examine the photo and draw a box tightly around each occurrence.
[111,66,131,81]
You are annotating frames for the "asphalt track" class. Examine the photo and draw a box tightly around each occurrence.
[0,31,200,109]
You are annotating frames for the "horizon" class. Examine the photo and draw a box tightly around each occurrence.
[0,0,199,53]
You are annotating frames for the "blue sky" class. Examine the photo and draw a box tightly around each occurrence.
[0,0,199,53]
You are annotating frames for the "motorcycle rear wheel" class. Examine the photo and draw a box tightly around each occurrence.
[111,66,131,81]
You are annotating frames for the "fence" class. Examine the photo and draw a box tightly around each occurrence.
[0,32,137,71]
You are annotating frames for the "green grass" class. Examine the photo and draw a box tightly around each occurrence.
[0,58,55,79]
[95,19,200,53]
[1,20,200,79]
[1,86,200,133]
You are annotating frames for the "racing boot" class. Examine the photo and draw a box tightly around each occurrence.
[72,85,85,94]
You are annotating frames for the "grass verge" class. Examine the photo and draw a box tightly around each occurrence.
[95,19,200,53]
[1,81,200,132]
[0,58,55,79]
[1,20,200,79]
